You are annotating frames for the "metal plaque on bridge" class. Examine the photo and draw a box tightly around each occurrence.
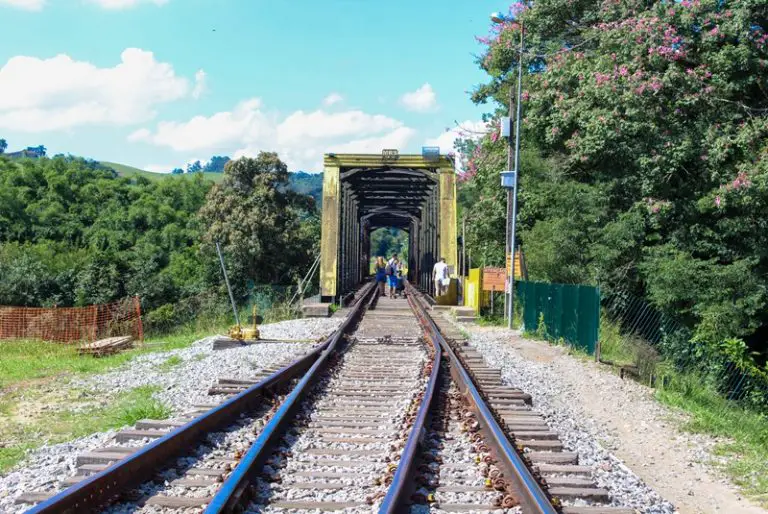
[482,267,506,292]
[382,149,399,162]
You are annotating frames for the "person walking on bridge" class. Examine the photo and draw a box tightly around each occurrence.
[433,257,449,297]
[386,253,401,299]
[374,256,387,296]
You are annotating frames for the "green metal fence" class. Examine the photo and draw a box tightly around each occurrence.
[516,281,600,354]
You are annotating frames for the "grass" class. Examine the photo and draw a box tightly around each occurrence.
[0,320,233,474]
[0,315,266,474]
[0,341,145,389]
[158,355,183,371]
[108,385,172,426]
[0,385,171,473]
[100,161,225,183]
[656,374,768,504]
[591,317,768,504]
[0,322,226,390]
[597,314,637,366]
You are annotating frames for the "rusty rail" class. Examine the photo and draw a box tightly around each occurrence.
[26,282,376,514]
[395,284,559,514]
[203,281,377,513]
[378,282,443,513]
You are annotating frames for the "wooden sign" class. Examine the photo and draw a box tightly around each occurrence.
[482,268,506,291]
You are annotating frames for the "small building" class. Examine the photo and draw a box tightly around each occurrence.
[6,146,47,159]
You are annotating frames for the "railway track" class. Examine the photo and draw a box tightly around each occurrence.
[15,280,638,514]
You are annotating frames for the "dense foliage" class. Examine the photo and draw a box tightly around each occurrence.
[370,228,409,263]
[0,156,210,308]
[463,0,768,371]
[199,152,319,298]
[0,153,319,328]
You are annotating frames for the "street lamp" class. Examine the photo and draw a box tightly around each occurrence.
[491,10,525,330]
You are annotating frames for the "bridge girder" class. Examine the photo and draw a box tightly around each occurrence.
[320,153,457,302]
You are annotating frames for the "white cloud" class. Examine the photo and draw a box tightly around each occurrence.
[322,93,343,106]
[331,127,417,154]
[144,157,201,173]
[277,110,402,144]
[132,99,417,171]
[192,69,206,99]
[425,120,489,154]
[0,0,44,10]
[88,0,169,9]
[400,83,438,112]
[425,120,489,172]
[0,48,198,132]
[129,98,272,152]
[1,0,168,10]
[144,164,173,173]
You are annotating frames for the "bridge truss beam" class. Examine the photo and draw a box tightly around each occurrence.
[319,153,457,302]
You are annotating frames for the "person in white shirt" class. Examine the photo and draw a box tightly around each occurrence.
[432,257,448,297]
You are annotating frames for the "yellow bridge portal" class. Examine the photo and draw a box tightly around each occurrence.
[320,152,458,302]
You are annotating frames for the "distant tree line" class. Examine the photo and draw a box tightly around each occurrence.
[171,155,232,175]
[0,152,319,332]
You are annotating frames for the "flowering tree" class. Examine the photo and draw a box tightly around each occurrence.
[464,0,768,345]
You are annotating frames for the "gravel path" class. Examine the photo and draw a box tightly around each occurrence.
[0,316,343,514]
[461,324,767,514]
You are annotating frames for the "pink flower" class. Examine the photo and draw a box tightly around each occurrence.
[490,130,499,143]
[715,196,721,207]
[731,172,752,190]
[594,72,611,85]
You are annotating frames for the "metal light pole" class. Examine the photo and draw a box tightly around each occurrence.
[492,11,524,330]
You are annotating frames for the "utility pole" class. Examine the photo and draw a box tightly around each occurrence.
[492,11,524,330]
[508,24,525,329]
[504,76,515,326]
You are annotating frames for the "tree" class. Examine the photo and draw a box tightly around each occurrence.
[0,139,7,154]
[199,153,318,293]
[204,156,230,173]
[26,145,46,157]
[0,155,212,309]
[186,160,202,173]
[466,0,768,347]
[171,168,184,175]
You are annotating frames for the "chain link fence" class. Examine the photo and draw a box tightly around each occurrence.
[602,290,768,409]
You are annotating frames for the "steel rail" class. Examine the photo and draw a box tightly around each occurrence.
[378,282,443,514]
[204,281,377,514]
[26,283,374,514]
[407,285,559,514]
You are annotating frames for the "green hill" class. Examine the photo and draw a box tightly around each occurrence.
[98,162,322,203]
[99,161,225,183]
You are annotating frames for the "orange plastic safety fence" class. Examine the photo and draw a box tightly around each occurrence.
[0,296,143,344]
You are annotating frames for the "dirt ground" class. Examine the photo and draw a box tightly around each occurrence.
[470,326,766,514]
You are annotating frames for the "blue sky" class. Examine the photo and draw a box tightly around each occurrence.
[0,0,501,172]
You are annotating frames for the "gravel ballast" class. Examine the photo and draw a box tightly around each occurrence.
[461,324,767,514]
[0,316,343,514]
[464,327,674,514]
